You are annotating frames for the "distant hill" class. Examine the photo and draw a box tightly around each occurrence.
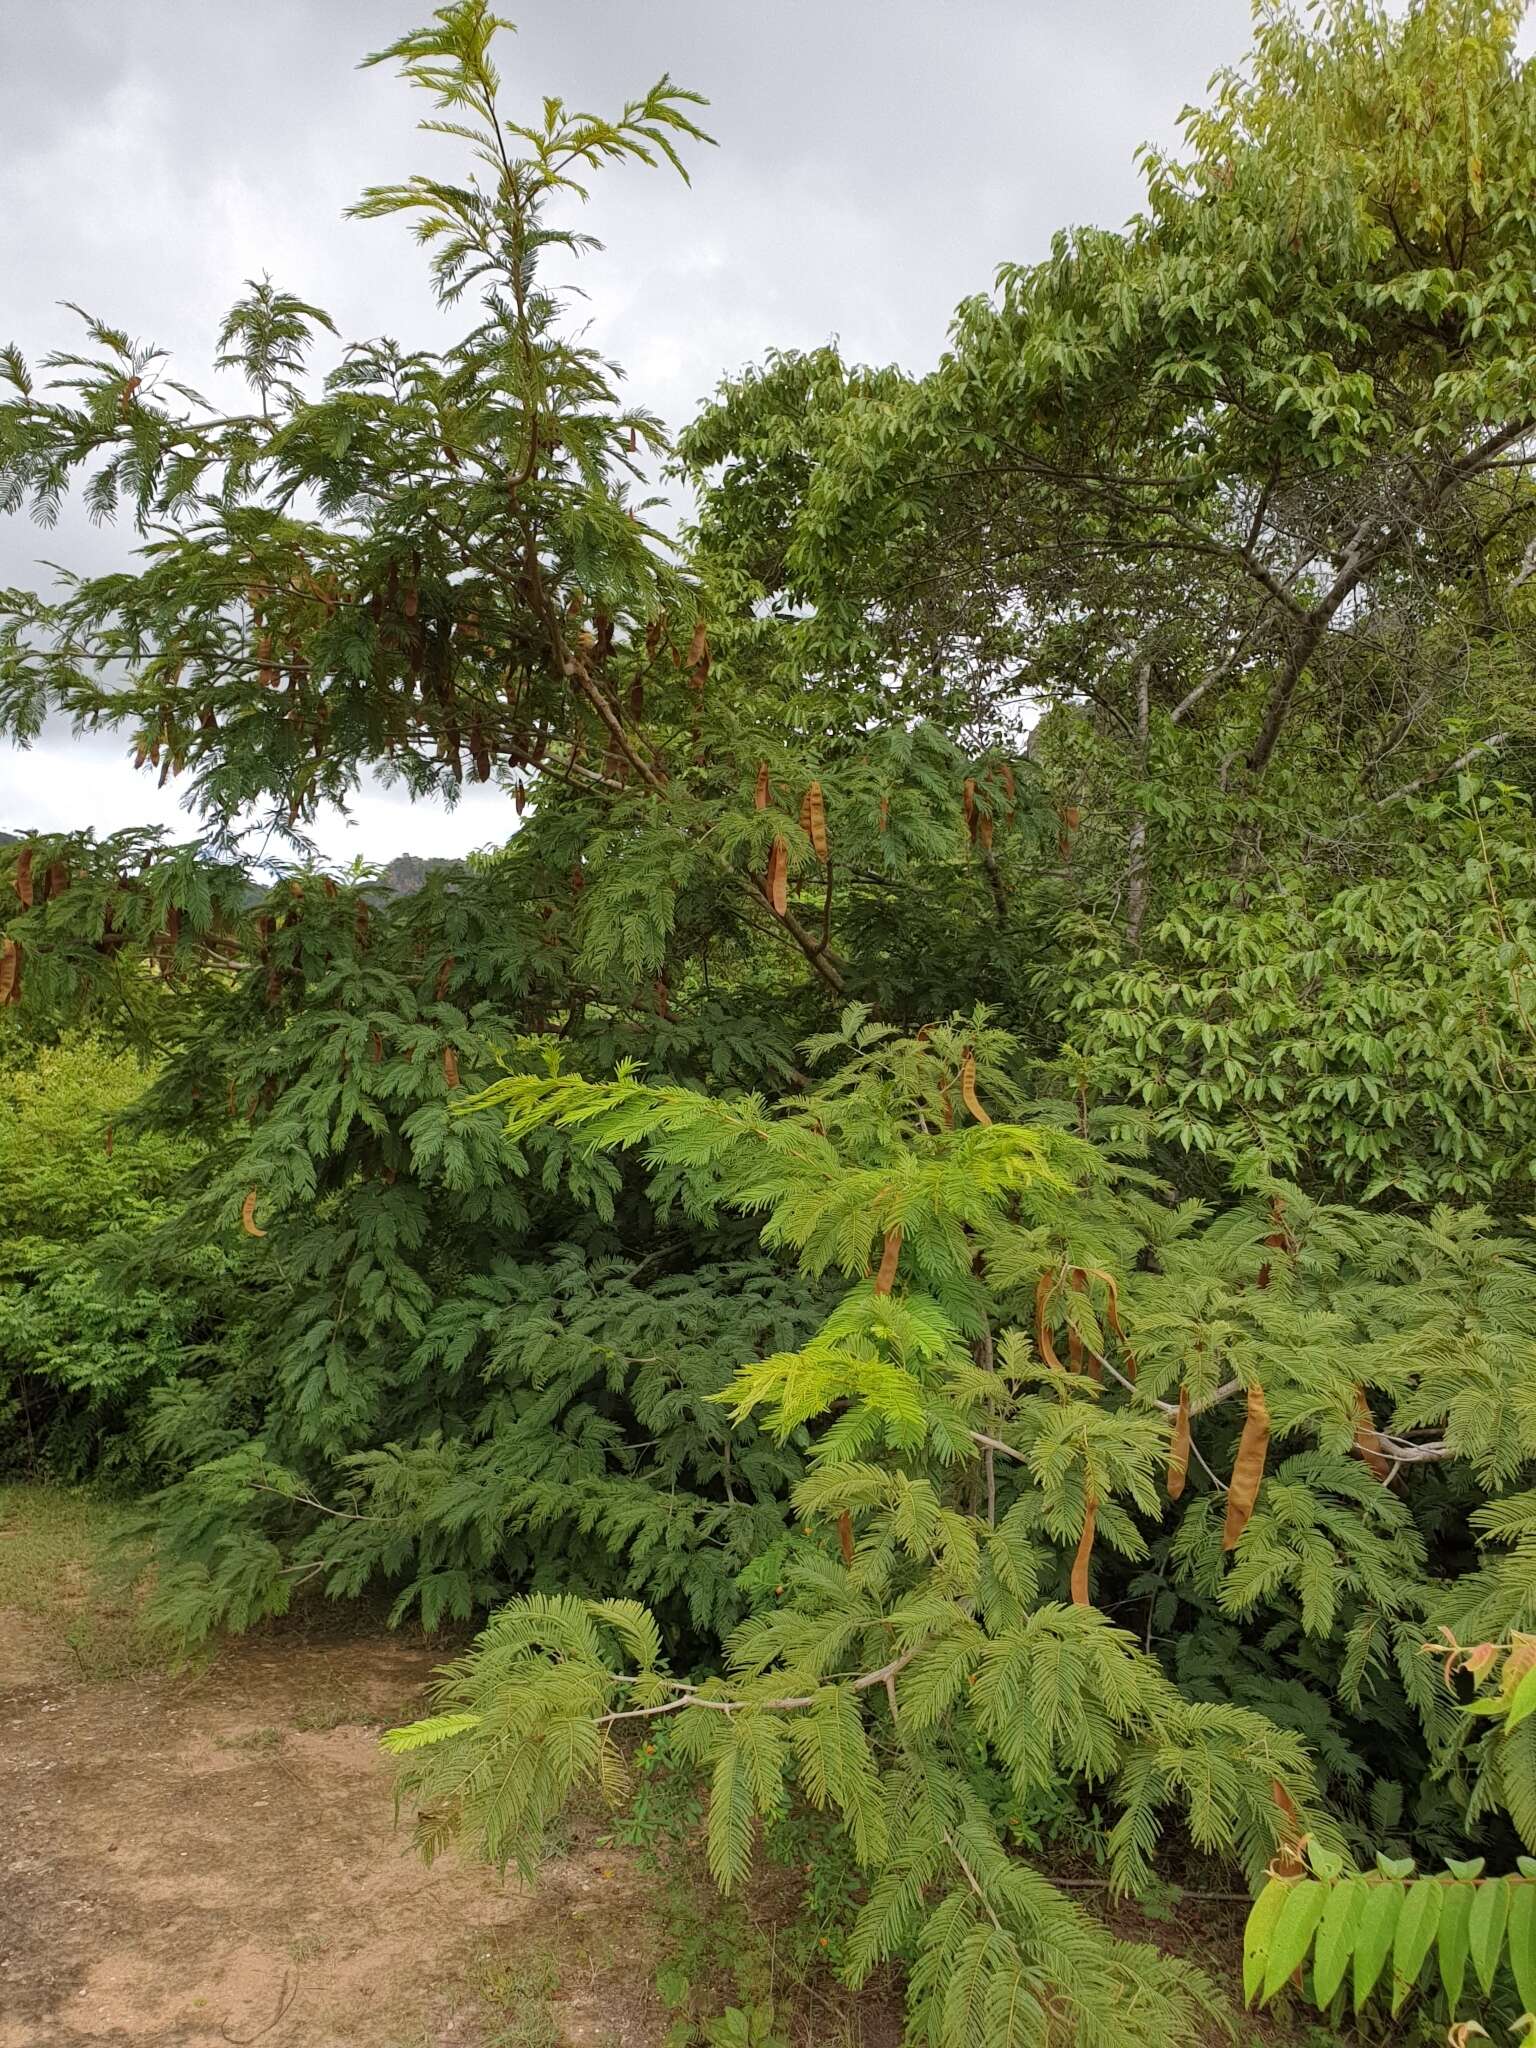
[1,829,460,899]
[374,853,464,896]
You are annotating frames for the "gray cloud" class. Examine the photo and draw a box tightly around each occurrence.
[0,0,1255,864]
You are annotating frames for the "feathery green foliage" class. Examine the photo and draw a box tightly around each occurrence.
[8,2,1536,2037]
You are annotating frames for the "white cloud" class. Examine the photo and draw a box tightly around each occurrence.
[1,0,1259,862]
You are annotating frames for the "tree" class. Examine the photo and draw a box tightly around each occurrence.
[0,1032,222,1479]
[0,2,1049,1635]
[387,1014,1324,2045]
[8,4,1536,2038]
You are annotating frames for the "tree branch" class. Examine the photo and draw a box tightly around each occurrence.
[1378,734,1511,804]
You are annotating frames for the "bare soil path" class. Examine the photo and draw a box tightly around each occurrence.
[0,1491,664,2048]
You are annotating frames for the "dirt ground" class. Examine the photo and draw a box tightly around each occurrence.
[0,1498,672,2048]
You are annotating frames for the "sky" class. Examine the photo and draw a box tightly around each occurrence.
[0,0,1259,868]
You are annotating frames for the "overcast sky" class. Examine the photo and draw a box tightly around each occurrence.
[1,0,1259,867]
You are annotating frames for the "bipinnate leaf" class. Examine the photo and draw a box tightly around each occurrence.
[707,1728,756,1893]
[379,1710,482,1752]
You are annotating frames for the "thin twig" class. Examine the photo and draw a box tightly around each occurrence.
[595,1642,926,1728]
[943,1830,1004,1931]
[247,1481,391,1524]
[222,1970,298,2045]
[1379,733,1511,803]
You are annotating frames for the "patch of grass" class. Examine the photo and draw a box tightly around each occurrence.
[0,1482,157,1679]
[289,1672,404,1731]
[218,1724,286,1754]
[645,1820,894,2048]
[292,1696,364,1732]
[471,1939,563,2048]
[0,1484,134,1611]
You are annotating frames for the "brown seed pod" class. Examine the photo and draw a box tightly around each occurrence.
[435,956,454,1001]
[1034,1271,1063,1371]
[1268,1779,1305,1878]
[14,849,33,908]
[685,619,708,690]
[754,762,770,812]
[1222,1383,1271,1551]
[1067,1267,1097,1380]
[1167,1386,1191,1500]
[873,1226,903,1296]
[837,1510,854,1568]
[1087,1266,1137,1381]
[1070,1494,1097,1606]
[766,836,788,916]
[0,939,20,1005]
[959,1051,991,1126]
[241,1190,266,1238]
[442,1045,460,1089]
[800,781,829,861]
[1352,1386,1391,1481]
